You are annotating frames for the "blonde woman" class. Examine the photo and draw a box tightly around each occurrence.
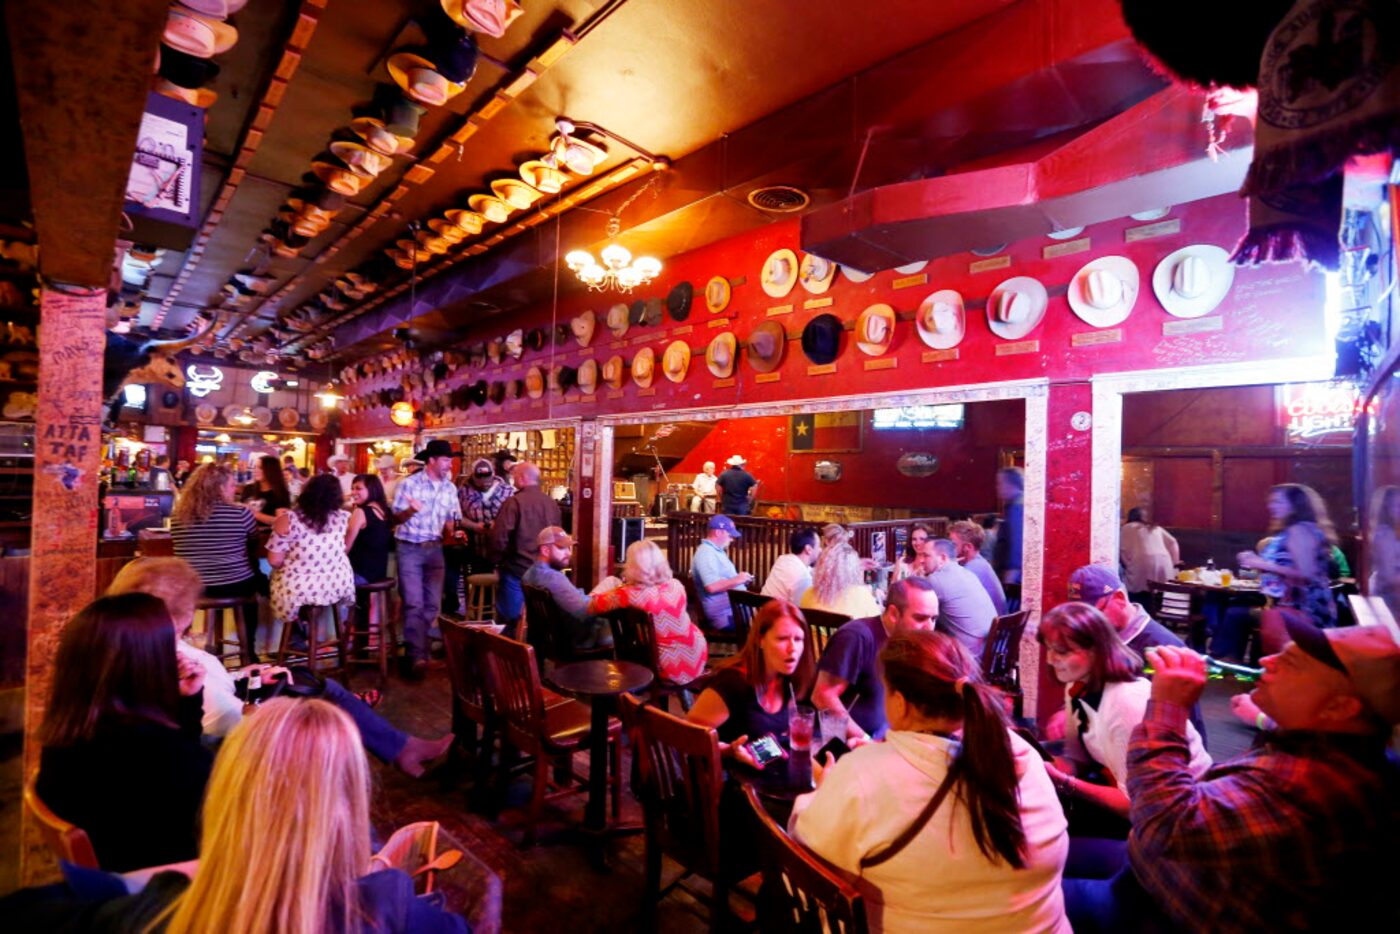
[801,542,882,619]
[589,540,708,685]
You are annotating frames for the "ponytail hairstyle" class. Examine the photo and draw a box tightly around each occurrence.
[879,630,1027,869]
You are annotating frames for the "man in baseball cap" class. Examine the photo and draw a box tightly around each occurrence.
[521,525,612,650]
[690,514,753,630]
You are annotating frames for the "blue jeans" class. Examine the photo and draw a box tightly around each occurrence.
[496,571,524,632]
[397,540,445,663]
[321,677,408,763]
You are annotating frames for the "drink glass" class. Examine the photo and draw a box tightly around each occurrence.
[818,707,849,746]
[789,704,815,752]
[1221,569,1233,586]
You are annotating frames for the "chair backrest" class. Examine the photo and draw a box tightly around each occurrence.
[523,585,571,668]
[632,701,724,879]
[441,620,491,729]
[742,784,869,934]
[729,589,773,641]
[800,607,851,662]
[477,629,546,751]
[980,609,1030,690]
[605,605,661,676]
[1149,580,1197,628]
[24,772,100,869]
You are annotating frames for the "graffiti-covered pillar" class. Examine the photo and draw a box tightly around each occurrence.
[22,286,107,883]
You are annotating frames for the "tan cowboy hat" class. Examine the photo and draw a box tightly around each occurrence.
[603,354,625,389]
[1069,255,1140,328]
[427,218,467,243]
[387,52,465,107]
[799,254,836,294]
[761,249,798,299]
[310,161,366,196]
[468,193,511,224]
[662,340,691,383]
[520,159,566,194]
[577,357,599,394]
[570,309,596,347]
[1152,244,1235,319]
[706,332,737,379]
[855,303,897,355]
[328,141,392,177]
[504,328,524,359]
[986,276,1049,340]
[605,302,629,338]
[525,365,546,399]
[441,0,525,37]
[491,178,540,210]
[349,118,408,157]
[153,78,217,109]
[444,208,484,234]
[915,289,965,350]
[631,347,656,389]
[705,275,731,313]
[747,320,786,373]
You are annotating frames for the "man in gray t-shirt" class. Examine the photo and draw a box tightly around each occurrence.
[923,538,997,660]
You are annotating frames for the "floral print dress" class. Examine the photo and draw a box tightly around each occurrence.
[267,509,356,622]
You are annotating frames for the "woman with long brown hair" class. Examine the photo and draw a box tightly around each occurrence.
[267,473,356,635]
[240,453,293,525]
[1237,483,1338,628]
[792,629,1070,932]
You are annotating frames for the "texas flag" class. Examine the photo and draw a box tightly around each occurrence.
[790,412,862,452]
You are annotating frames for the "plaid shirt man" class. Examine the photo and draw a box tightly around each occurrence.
[1126,701,1395,932]
[460,476,512,527]
[392,469,462,543]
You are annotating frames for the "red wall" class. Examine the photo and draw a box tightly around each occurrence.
[670,400,1023,511]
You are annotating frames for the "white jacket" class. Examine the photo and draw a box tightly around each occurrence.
[1065,678,1211,795]
[791,730,1071,934]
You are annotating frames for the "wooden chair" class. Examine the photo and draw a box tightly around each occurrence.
[477,629,622,845]
[24,772,99,869]
[523,585,612,673]
[799,607,851,663]
[981,609,1030,718]
[345,578,398,677]
[742,784,869,934]
[194,593,259,668]
[684,575,743,649]
[1148,580,1204,641]
[603,605,695,712]
[441,620,497,787]
[628,697,728,931]
[276,604,344,673]
[728,589,773,642]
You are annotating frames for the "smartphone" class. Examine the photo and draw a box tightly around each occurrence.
[747,734,789,769]
[816,736,852,763]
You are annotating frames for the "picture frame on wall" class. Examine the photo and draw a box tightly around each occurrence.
[790,412,863,453]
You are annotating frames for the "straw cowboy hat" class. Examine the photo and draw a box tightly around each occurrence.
[525,366,546,399]
[388,34,477,107]
[504,328,524,359]
[441,0,525,38]
[986,276,1049,340]
[916,289,966,350]
[577,358,599,394]
[311,159,367,196]
[491,178,540,210]
[164,6,238,59]
[350,97,424,156]
[662,341,692,383]
[427,218,467,243]
[329,141,393,178]
[761,249,798,299]
[1152,244,1235,319]
[570,309,596,347]
[855,303,897,356]
[606,303,629,338]
[706,332,737,379]
[603,354,625,389]
[180,0,248,16]
[444,208,484,234]
[1069,255,1140,328]
[520,159,566,194]
[705,275,731,313]
[799,254,836,294]
[631,347,656,388]
[467,193,511,224]
[747,320,788,373]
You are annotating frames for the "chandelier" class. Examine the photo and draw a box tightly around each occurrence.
[565,216,660,293]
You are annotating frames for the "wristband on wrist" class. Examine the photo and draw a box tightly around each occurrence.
[1255,712,1269,730]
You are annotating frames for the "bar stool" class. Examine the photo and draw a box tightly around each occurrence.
[195,595,259,668]
[345,579,398,677]
[276,604,344,674]
[466,572,498,622]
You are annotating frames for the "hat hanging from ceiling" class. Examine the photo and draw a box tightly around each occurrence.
[605,303,629,338]
[525,365,546,399]
[667,282,693,321]
[427,218,467,243]
[986,276,1049,340]
[801,313,844,366]
[444,208,484,235]
[549,132,607,175]
[577,358,599,394]
[631,346,656,389]
[440,0,525,38]
[310,158,366,196]
[704,276,731,313]
[504,328,524,359]
[855,303,897,356]
[328,141,393,177]
[894,260,928,275]
[388,33,478,106]
[706,331,737,379]
[351,96,424,155]
[915,289,966,350]
[798,254,836,294]
[761,249,798,299]
[519,159,566,194]
[164,6,238,59]
[180,0,248,16]
[157,43,220,89]
[1152,244,1235,319]
[570,309,596,347]
[491,177,540,210]
[153,78,218,109]
[602,354,625,388]
[747,320,787,373]
[1069,255,1140,328]
[467,193,511,224]
[662,341,691,383]
[841,265,873,283]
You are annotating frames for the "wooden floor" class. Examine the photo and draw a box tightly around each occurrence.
[0,664,1260,930]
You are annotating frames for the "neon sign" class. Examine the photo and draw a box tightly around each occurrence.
[185,364,224,398]
[1278,382,1376,445]
[250,370,279,394]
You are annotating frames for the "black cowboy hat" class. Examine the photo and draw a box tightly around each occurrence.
[488,380,505,404]
[667,281,693,321]
[525,328,546,352]
[800,313,844,366]
[159,43,220,89]
[552,365,578,394]
[628,299,648,326]
[415,439,462,461]
[552,323,570,346]
[467,378,489,406]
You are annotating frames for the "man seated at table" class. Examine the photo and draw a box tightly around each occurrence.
[949,519,1007,614]
[811,577,939,740]
[521,526,611,651]
[691,514,753,630]
[1065,624,1400,932]
[1066,563,1207,742]
[761,527,820,604]
[923,538,997,660]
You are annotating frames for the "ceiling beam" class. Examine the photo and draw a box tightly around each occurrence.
[5,0,169,287]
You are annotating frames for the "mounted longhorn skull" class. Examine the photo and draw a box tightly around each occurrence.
[102,317,220,422]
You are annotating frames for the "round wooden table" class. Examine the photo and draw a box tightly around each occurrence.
[548,659,653,838]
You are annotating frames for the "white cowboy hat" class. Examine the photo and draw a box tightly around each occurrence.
[986,276,1049,340]
[1068,255,1139,328]
[761,249,798,299]
[894,260,928,275]
[1046,226,1085,241]
[725,455,746,467]
[855,303,897,356]
[504,328,524,358]
[915,289,965,350]
[1152,244,1235,319]
[798,253,835,294]
[841,265,873,283]
[606,302,629,337]
[706,332,737,378]
[570,309,596,347]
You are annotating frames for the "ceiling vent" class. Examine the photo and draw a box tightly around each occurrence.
[747,185,810,213]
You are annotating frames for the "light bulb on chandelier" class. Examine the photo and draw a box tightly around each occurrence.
[565,215,661,293]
